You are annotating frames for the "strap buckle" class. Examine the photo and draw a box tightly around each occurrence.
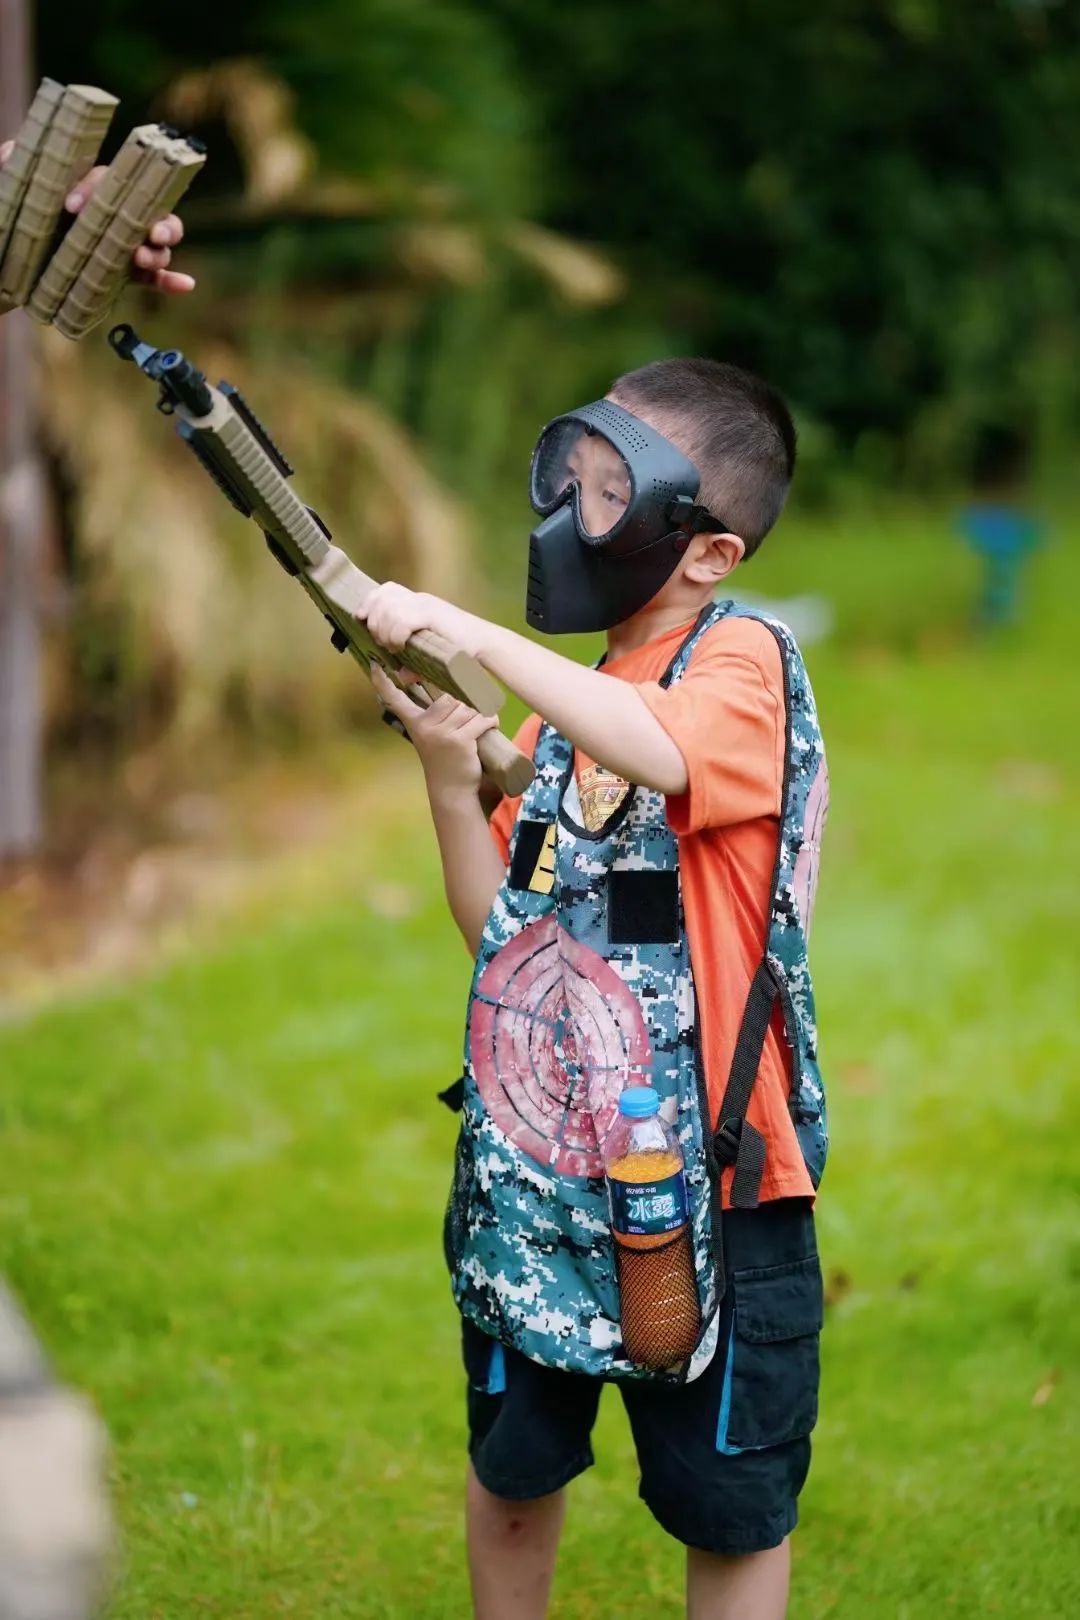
[438,1076,466,1112]
[713,1116,742,1167]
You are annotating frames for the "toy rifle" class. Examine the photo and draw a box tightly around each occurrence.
[108,323,535,797]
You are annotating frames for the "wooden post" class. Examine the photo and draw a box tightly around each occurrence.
[0,0,45,859]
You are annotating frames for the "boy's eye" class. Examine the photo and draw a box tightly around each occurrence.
[603,486,628,507]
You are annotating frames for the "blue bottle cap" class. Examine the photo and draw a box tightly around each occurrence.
[618,1086,660,1118]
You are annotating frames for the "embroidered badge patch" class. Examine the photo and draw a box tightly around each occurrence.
[578,762,631,833]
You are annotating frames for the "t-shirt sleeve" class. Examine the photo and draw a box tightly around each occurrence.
[487,713,544,863]
[636,620,785,834]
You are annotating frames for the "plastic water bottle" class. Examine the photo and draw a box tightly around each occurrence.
[604,1087,701,1369]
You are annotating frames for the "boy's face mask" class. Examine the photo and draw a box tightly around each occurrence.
[526,399,730,634]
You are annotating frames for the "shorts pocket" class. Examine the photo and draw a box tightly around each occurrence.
[716,1253,823,1454]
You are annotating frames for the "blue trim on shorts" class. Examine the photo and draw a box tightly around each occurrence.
[487,1341,507,1396]
[715,1318,743,1455]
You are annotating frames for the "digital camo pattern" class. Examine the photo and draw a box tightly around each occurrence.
[446,601,828,1378]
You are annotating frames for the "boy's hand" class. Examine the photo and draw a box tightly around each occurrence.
[370,664,496,798]
[0,138,194,295]
[361,579,688,796]
[371,663,507,954]
[359,583,486,660]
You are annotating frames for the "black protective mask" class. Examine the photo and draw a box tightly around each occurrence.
[525,399,730,634]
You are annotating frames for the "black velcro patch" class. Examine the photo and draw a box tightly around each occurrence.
[508,819,556,892]
[608,869,680,944]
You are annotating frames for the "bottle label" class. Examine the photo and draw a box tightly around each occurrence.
[608,1171,689,1237]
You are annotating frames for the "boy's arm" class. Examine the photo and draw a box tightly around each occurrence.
[360,587,689,795]
[371,666,505,955]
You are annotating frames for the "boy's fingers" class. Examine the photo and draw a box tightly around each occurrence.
[460,712,499,741]
[418,692,459,726]
[64,165,108,213]
[447,702,484,732]
[0,140,14,166]
[372,668,478,735]
[370,662,423,721]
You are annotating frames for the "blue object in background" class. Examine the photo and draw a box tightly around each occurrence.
[957,504,1045,627]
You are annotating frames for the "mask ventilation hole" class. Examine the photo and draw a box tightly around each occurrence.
[590,400,649,452]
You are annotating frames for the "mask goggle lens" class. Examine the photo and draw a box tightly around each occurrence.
[530,419,633,540]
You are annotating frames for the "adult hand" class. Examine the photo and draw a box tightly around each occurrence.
[0,137,195,294]
[370,664,496,798]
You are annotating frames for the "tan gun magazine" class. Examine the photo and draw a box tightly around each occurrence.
[0,77,205,337]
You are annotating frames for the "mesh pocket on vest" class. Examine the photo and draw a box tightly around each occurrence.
[615,1231,702,1371]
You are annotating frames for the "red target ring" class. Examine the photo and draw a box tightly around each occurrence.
[469,914,653,1178]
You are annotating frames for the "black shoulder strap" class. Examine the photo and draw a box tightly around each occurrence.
[657,603,721,690]
[708,614,796,1209]
[710,960,776,1207]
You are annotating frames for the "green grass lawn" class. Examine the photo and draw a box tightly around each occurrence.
[2,510,1079,1617]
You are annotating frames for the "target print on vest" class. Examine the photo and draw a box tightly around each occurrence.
[468,913,652,1179]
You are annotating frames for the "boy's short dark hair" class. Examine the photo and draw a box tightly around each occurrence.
[609,358,796,556]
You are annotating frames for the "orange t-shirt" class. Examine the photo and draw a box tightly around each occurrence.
[488,614,816,1209]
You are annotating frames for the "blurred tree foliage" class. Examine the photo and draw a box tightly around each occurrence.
[39,0,1080,478]
[40,0,1080,480]
[488,0,1080,478]
[39,0,537,217]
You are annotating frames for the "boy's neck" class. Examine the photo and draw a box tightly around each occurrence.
[605,592,715,661]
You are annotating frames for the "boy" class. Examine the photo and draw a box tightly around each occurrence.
[362,359,828,1620]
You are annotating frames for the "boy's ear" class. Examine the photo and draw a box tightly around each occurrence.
[682,531,745,585]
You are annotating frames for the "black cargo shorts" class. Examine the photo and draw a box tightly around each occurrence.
[461,1197,822,1556]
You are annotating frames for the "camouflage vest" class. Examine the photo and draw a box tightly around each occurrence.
[443,601,828,1382]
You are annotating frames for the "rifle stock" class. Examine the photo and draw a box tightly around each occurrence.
[109,323,535,798]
